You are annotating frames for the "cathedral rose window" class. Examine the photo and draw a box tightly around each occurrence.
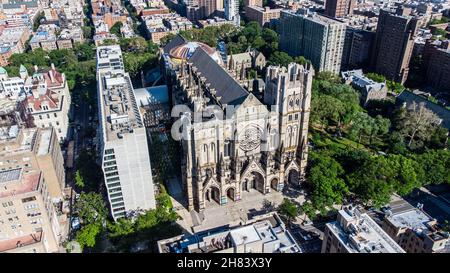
[239,125,263,151]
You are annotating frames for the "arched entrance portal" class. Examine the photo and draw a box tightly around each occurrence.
[205,186,220,205]
[270,178,279,191]
[226,187,235,202]
[287,169,299,185]
[242,171,265,194]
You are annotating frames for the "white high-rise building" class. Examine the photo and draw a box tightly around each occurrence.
[96,45,156,221]
[225,0,240,26]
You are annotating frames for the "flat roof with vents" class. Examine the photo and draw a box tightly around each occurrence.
[0,168,21,184]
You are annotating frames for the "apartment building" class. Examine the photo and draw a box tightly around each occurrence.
[279,10,346,74]
[0,126,68,253]
[382,206,450,253]
[96,45,156,221]
[371,8,420,84]
[341,27,375,70]
[224,0,240,26]
[243,0,262,7]
[1,64,71,141]
[245,6,281,27]
[322,206,405,253]
[423,39,450,93]
[324,0,356,18]
[19,64,71,141]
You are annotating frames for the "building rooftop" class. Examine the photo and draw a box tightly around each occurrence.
[342,69,386,91]
[388,208,432,231]
[327,207,405,253]
[97,46,144,142]
[0,170,41,198]
[187,47,249,106]
[0,230,43,252]
[157,213,301,253]
[283,9,345,25]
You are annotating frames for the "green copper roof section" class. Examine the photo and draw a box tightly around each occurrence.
[19,64,27,73]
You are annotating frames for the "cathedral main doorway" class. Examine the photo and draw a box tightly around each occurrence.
[241,172,265,194]
[287,169,299,185]
[205,186,220,205]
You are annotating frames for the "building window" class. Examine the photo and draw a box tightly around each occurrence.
[22,197,36,203]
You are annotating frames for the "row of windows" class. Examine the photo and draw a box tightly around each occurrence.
[288,113,299,122]
[105,149,115,155]
[38,113,58,119]
[114,211,126,218]
[104,166,118,172]
[109,187,121,194]
[112,204,125,211]
[110,192,123,199]
[2,201,13,208]
[108,182,121,188]
[104,160,116,167]
[111,197,124,203]
[104,155,116,161]
[105,171,119,177]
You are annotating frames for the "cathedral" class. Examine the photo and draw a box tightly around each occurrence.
[163,35,314,212]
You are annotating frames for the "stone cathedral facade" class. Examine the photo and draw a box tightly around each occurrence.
[163,36,314,212]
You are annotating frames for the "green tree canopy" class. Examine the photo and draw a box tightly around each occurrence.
[76,223,101,250]
[308,153,349,210]
[110,22,124,37]
[74,192,108,225]
[278,198,299,226]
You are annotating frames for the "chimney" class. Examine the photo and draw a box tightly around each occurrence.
[34,65,38,72]
[51,63,55,70]
[49,70,55,83]
[32,88,40,99]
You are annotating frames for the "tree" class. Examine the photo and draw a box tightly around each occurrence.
[33,11,45,32]
[110,22,123,37]
[414,150,450,185]
[366,72,386,83]
[347,112,374,144]
[74,193,108,225]
[426,126,449,149]
[278,198,299,226]
[294,56,309,65]
[268,51,293,67]
[300,201,317,221]
[107,218,135,239]
[74,170,85,189]
[387,154,422,196]
[346,156,396,208]
[396,102,441,149]
[308,154,349,210]
[74,43,95,61]
[119,37,149,53]
[76,223,101,251]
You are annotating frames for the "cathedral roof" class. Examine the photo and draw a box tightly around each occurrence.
[163,34,186,54]
[188,47,249,106]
